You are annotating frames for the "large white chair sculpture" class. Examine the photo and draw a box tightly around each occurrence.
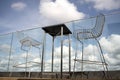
[73,14,109,79]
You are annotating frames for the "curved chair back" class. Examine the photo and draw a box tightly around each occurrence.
[73,14,105,40]
[92,13,105,38]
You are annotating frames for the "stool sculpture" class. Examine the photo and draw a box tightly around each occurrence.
[10,33,42,77]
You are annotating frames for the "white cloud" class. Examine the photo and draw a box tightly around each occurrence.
[54,45,75,58]
[3,34,120,71]
[99,34,120,69]
[0,44,14,53]
[33,58,41,62]
[11,2,27,11]
[100,34,120,55]
[13,34,120,71]
[84,44,100,61]
[39,0,85,23]
[1,34,120,71]
[20,52,35,58]
[85,0,120,10]
[71,34,120,71]
[0,44,10,53]
[43,45,75,71]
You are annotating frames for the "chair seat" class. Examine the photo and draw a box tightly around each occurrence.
[20,36,42,47]
[74,29,93,40]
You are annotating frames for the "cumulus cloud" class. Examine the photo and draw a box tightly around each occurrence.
[85,0,120,10]
[78,34,120,70]
[54,45,75,58]
[8,52,42,71]
[11,2,27,11]
[1,34,120,71]
[10,33,120,71]
[0,59,8,71]
[71,34,120,71]
[12,34,120,71]
[100,34,120,54]
[83,44,100,61]
[43,45,75,71]
[39,0,85,23]
[100,34,120,70]
[0,44,10,53]
[0,44,14,53]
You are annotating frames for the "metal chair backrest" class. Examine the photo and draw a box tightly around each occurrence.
[92,14,105,38]
[73,14,105,40]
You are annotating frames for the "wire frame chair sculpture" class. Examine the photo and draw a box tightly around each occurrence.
[21,36,42,77]
[73,14,109,79]
[11,32,42,77]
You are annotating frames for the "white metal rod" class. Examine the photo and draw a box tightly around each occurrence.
[60,27,63,79]
[68,34,71,74]
[52,36,54,73]
[41,32,46,78]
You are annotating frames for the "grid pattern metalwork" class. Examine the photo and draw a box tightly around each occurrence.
[73,14,110,80]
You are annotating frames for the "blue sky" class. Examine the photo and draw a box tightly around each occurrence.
[0,0,120,34]
[0,0,120,72]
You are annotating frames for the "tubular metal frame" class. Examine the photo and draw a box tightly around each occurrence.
[14,36,42,77]
[73,14,110,79]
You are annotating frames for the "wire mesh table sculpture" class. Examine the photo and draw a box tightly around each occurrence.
[73,14,109,79]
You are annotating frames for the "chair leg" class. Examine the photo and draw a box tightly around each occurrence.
[79,41,84,79]
[72,40,84,79]
[72,51,77,78]
[72,40,79,79]
[95,38,110,80]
